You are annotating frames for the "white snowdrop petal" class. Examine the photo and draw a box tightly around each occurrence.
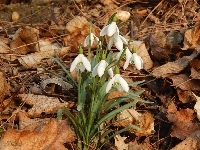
[123,60,130,70]
[119,35,128,45]
[70,54,81,72]
[108,68,113,78]
[126,48,132,60]
[114,36,123,50]
[84,35,89,47]
[108,37,114,50]
[118,76,129,92]
[117,85,123,92]
[78,65,85,72]
[132,53,143,70]
[106,77,115,93]
[92,62,99,77]
[100,25,109,36]
[116,51,122,60]
[80,54,91,71]
[93,34,99,41]
[107,22,117,37]
[97,60,107,77]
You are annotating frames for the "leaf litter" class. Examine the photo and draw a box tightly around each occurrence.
[0,0,200,149]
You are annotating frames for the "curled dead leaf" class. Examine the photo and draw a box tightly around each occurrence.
[41,78,73,94]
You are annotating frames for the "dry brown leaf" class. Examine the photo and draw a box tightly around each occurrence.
[171,121,200,140]
[0,37,10,54]
[18,111,49,130]
[64,16,100,52]
[129,41,153,70]
[0,72,10,103]
[10,37,30,55]
[152,50,200,77]
[190,59,200,71]
[128,140,151,150]
[18,94,69,117]
[184,26,200,48]
[169,74,200,91]
[0,119,75,150]
[192,93,200,121]
[19,26,39,50]
[100,0,114,5]
[18,47,70,68]
[190,67,200,79]
[114,109,154,136]
[135,111,155,137]
[176,108,194,122]
[114,134,128,150]
[107,90,127,100]
[10,27,39,55]
[177,88,194,103]
[115,108,141,127]
[35,38,61,52]
[167,102,200,140]
[171,137,197,150]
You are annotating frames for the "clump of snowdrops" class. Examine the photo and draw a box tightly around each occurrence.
[56,13,148,150]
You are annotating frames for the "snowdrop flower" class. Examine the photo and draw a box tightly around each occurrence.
[100,22,119,37]
[70,51,91,72]
[108,32,128,50]
[92,60,113,78]
[106,74,129,93]
[116,48,132,70]
[84,33,99,47]
[131,53,143,70]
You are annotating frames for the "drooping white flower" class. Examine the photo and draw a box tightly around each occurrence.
[84,33,99,47]
[131,53,143,70]
[70,54,91,72]
[106,74,129,93]
[116,48,133,70]
[92,60,113,78]
[100,22,119,37]
[108,32,128,50]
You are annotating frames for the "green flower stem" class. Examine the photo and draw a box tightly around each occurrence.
[77,70,82,149]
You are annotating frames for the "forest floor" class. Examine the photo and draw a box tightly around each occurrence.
[0,0,200,150]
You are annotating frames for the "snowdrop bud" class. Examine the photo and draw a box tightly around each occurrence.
[132,53,143,70]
